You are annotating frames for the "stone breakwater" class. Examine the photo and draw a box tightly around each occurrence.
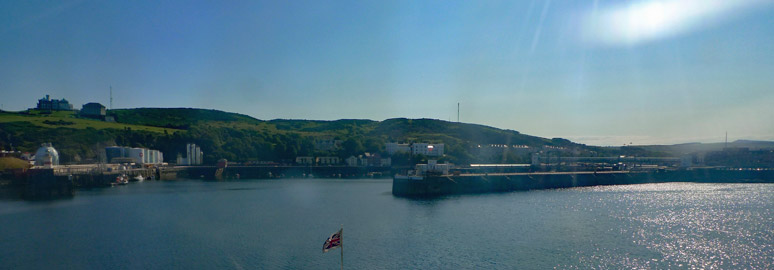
[392,169,774,197]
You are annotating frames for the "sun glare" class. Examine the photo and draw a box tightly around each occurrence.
[585,0,768,46]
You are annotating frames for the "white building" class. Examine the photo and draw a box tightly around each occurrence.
[386,143,410,155]
[105,146,164,165]
[415,160,451,175]
[317,156,340,165]
[387,142,444,157]
[296,156,315,165]
[345,156,359,167]
[411,143,444,157]
[177,143,203,165]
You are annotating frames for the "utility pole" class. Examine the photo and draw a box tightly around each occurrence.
[457,102,460,123]
[110,85,113,110]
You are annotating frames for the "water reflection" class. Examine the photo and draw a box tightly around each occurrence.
[0,180,772,269]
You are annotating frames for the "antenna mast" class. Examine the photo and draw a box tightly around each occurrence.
[110,85,113,110]
[457,102,460,123]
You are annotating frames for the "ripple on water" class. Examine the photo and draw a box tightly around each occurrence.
[585,183,774,269]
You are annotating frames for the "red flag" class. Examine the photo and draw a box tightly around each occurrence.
[322,229,342,253]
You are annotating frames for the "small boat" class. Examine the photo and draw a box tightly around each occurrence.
[113,175,128,186]
[134,175,144,182]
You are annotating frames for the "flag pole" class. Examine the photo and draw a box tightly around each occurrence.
[339,224,344,270]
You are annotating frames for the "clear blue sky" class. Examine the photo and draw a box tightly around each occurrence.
[1,0,773,145]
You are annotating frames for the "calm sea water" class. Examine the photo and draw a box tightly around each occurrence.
[1,179,773,269]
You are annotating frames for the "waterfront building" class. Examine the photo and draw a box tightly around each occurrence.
[415,160,451,175]
[80,102,106,119]
[296,156,314,165]
[345,156,359,167]
[316,156,340,165]
[34,143,59,167]
[105,146,163,165]
[364,152,390,167]
[36,95,73,111]
[345,153,391,167]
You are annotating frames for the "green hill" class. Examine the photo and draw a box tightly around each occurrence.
[1,107,609,165]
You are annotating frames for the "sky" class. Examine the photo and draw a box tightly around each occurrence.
[1,0,773,146]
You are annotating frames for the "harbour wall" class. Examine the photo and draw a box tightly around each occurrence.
[392,169,774,197]
[176,166,392,180]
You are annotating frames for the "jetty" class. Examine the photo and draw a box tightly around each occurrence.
[21,165,156,198]
[392,168,774,197]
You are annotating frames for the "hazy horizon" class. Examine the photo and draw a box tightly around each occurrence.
[2,0,773,145]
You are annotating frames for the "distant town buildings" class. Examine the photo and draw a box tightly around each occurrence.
[476,144,534,158]
[317,156,340,165]
[37,95,73,111]
[704,148,774,168]
[387,142,444,157]
[177,144,203,165]
[296,156,315,165]
[295,156,340,165]
[345,153,391,167]
[80,102,106,119]
[105,146,164,165]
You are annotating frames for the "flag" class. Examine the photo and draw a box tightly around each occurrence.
[322,228,342,253]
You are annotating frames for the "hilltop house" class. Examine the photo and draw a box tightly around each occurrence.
[80,102,106,119]
[36,95,73,111]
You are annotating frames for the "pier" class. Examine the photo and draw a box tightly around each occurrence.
[392,168,774,197]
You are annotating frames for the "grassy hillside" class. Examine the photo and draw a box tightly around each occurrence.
[109,108,264,129]
[1,107,628,165]
[0,157,31,170]
[0,110,176,133]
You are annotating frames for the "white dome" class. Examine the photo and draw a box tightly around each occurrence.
[34,143,59,166]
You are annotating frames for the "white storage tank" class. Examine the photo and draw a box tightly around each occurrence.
[142,148,150,164]
[34,143,59,166]
[128,148,145,164]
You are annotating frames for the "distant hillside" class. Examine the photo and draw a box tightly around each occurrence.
[639,140,774,156]
[110,108,264,129]
[8,107,753,165]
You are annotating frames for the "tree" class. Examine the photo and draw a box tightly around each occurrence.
[341,137,364,157]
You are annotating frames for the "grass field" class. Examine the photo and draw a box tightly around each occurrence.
[0,110,178,133]
[0,157,31,170]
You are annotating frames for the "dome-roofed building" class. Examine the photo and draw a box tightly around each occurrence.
[34,143,59,167]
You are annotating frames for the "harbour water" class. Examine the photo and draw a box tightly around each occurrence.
[1,179,773,269]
